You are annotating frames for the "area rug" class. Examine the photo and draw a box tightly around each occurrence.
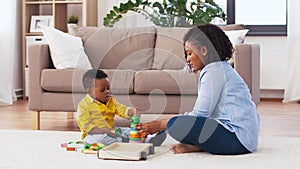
[0,130,299,169]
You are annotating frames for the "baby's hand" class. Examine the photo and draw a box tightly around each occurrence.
[128,107,140,117]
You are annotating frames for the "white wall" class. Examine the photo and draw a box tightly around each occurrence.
[245,36,288,90]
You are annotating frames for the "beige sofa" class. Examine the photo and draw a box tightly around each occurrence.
[28,24,260,130]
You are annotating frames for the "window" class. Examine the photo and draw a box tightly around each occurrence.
[226,0,287,36]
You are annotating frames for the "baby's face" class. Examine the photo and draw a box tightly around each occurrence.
[88,78,111,103]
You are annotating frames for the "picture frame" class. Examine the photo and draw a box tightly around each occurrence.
[30,15,54,33]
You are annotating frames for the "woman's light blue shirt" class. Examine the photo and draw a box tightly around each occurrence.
[184,61,260,152]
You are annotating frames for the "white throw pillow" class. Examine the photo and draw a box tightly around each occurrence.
[224,29,249,66]
[224,29,249,46]
[41,26,92,69]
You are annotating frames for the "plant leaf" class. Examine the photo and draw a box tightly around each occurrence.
[103,0,226,27]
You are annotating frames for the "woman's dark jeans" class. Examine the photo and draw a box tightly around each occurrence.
[167,116,250,155]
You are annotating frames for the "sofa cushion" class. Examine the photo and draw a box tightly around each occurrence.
[41,69,135,94]
[104,69,135,94]
[134,69,199,95]
[41,69,80,92]
[82,27,156,70]
[152,24,245,70]
[152,27,189,70]
[69,26,98,45]
[219,24,245,31]
[224,29,249,46]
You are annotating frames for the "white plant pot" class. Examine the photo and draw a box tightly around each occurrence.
[67,23,78,34]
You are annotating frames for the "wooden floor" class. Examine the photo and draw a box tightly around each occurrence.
[1,99,300,137]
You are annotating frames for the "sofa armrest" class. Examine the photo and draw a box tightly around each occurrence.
[234,44,260,105]
[28,44,53,110]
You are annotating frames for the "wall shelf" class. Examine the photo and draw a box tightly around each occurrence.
[22,0,97,98]
[25,32,43,36]
[26,2,53,5]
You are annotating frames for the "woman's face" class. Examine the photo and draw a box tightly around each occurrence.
[185,41,206,71]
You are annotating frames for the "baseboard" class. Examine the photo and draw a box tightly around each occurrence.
[15,88,23,99]
[260,89,284,101]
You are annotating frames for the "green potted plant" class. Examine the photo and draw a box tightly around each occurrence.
[67,15,79,34]
[103,0,226,27]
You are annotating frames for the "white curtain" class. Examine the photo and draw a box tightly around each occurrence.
[0,1,17,106]
[283,0,300,103]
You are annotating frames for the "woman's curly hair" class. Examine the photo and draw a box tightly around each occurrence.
[183,24,233,65]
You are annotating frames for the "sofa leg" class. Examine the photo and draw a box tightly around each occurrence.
[32,111,40,130]
[67,112,74,119]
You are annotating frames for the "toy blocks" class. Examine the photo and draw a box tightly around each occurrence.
[129,116,143,143]
[60,140,106,154]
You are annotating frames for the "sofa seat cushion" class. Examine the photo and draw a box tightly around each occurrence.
[41,69,135,94]
[104,69,135,94]
[134,69,199,95]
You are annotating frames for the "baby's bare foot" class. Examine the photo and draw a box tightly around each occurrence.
[170,143,203,154]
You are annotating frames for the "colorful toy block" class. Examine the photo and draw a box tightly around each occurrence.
[129,116,142,143]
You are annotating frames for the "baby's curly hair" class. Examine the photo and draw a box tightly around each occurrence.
[183,24,233,64]
[82,69,108,90]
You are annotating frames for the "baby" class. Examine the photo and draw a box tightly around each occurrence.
[76,69,166,146]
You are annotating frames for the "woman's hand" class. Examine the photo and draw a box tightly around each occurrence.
[135,120,162,135]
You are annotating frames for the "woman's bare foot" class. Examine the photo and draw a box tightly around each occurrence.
[170,143,203,154]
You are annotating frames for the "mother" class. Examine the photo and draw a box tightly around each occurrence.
[136,24,260,155]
